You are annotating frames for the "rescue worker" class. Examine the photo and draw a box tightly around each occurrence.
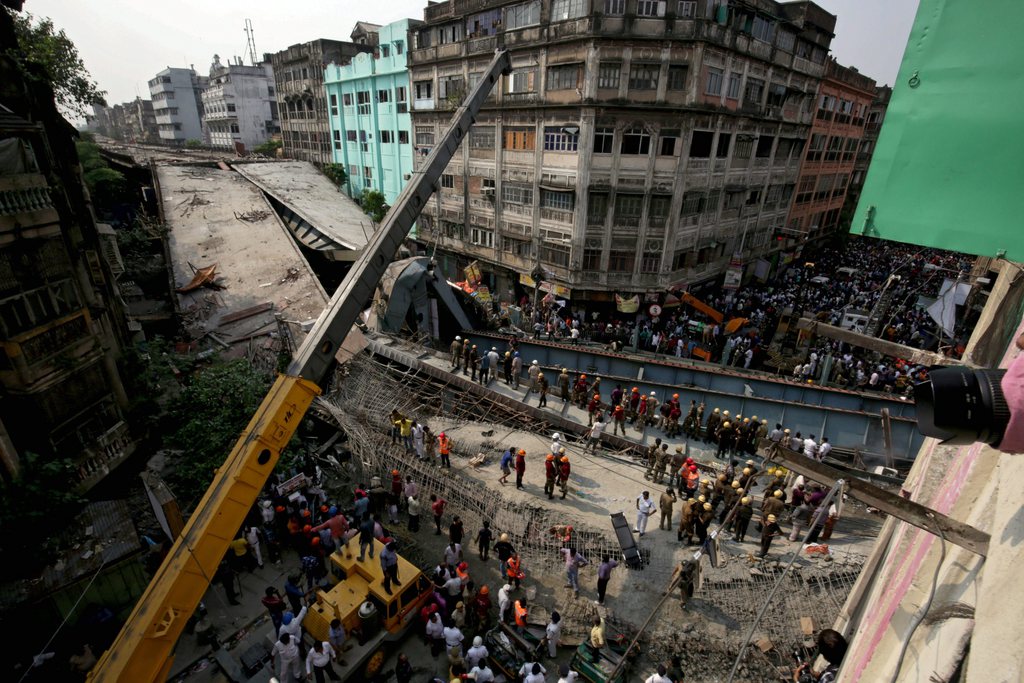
[612,402,627,436]
[557,454,571,499]
[544,453,557,499]
[627,387,641,423]
[756,418,769,446]
[719,480,741,524]
[468,345,479,381]
[695,502,714,544]
[716,421,734,460]
[590,376,602,401]
[497,583,513,624]
[511,352,523,389]
[667,447,685,488]
[461,339,472,376]
[450,336,464,370]
[635,394,649,432]
[587,393,602,426]
[644,438,662,479]
[514,449,526,490]
[733,496,753,542]
[528,360,540,392]
[537,373,549,408]
[682,400,698,437]
[506,553,524,589]
[695,402,706,438]
[272,632,302,682]
[513,595,529,635]
[684,463,700,499]
[558,368,571,402]
[659,488,677,530]
[677,495,698,544]
[634,490,657,536]
[759,514,782,557]
[705,407,722,444]
[438,432,452,469]
[762,489,786,525]
[503,351,513,385]
[667,399,682,437]
[653,446,670,485]
[646,392,659,427]
[572,373,589,406]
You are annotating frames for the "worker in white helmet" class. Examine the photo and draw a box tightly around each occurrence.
[450,335,464,370]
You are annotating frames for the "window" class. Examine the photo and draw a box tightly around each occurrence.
[681,191,705,215]
[716,132,732,158]
[620,128,651,155]
[746,189,761,206]
[441,174,455,188]
[346,130,357,142]
[588,192,609,224]
[541,190,574,211]
[343,93,353,107]
[751,15,775,43]
[363,166,372,179]
[659,130,679,156]
[551,0,588,21]
[439,76,465,100]
[604,0,625,15]
[598,62,621,89]
[547,64,580,91]
[380,131,394,143]
[628,63,659,90]
[593,127,614,154]
[677,1,697,17]
[636,0,666,17]
[396,86,407,103]
[505,1,541,30]
[640,251,661,274]
[608,251,635,272]
[727,73,741,99]
[377,89,391,103]
[356,90,371,114]
[724,190,744,209]
[766,83,787,108]
[706,68,723,96]
[689,131,713,157]
[776,30,795,53]
[399,131,409,144]
[333,130,342,150]
[744,78,764,107]
[734,136,753,159]
[543,127,579,152]
[230,123,239,133]
[648,195,671,226]
[415,127,435,145]
[329,94,338,116]
[396,41,404,55]
[540,242,570,268]
[502,183,533,205]
[471,227,494,247]
[755,136,774,158]
[381,45,390,58]
[414,81,433,100]
[507,68,537,94]
[583,249,602,270]
[667,65,688,91]
[503,127,536,150]
[614,194,644,226]
[470,126,495,149]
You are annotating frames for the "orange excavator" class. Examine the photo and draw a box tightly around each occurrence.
[673,291,749,334]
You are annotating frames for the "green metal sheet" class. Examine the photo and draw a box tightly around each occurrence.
[851,0,1024,261]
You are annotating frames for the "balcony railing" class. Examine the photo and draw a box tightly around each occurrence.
[0,173,53,216]
[77,421,134,490]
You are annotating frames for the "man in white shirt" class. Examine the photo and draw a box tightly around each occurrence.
[586,417,606,453]
[545,611,562,658]
[305,641,338,683]
[803,435,818,460]
[818,437,832,462]
[443,622,465,657]
[768,424,784,443]
[520,661,547,683]
[550,432,562,455]
[272,632,302,681]
[466,635,489,669]
[425,613,445,657]
[498,583,513,623]
[558,664,580,683]
[470,663,496,682]
[644,664,672,683]
[634,491,657,536]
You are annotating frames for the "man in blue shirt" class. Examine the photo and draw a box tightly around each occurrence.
[499,446,515,486]
[357,514,376,562]
[380,541,401,594]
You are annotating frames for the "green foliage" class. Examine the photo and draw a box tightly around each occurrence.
[83,167,127,207]
[360,188,388,223]
[322,163,347,188]
[7,10,107,118]
[0,452,86,559]
[185,139,203,149]
[75,139,106,171]
[78,131,96,143]
[253,139,282,156]
[167,358,275,507]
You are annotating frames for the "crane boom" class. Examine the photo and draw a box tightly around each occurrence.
[87,49,511,683]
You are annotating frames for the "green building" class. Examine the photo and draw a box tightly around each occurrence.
[324,19,422,208]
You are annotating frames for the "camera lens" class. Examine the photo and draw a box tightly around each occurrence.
[914,368,1010,446]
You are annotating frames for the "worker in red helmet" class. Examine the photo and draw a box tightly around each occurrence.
[587,392,602,426]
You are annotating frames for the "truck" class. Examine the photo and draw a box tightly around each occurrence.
[85,48,512,683]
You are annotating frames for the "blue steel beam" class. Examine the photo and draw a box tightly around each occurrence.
[464,332,923,461]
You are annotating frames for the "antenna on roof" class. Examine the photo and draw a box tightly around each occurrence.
[244,18,258,66]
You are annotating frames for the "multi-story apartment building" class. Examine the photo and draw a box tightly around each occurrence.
[325,19,422,206]
[0,31,133,488]
[148,67,209,145]
[786,57,875,243]
[849,84,890,204]
[408,0,835,302]
[272,39,373,164]
[123,97,159,143]
[202,55,279,153]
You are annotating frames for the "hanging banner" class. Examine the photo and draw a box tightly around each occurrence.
[464,261,482,286]
[723,261,743,290]
[519,273,572,298]
[753,259,771,283]
[615,293,640,313]
[781,251,795,266]
[474,284,492,304]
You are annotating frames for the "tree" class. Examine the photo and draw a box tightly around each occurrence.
[185,139,203,149]
[361,189,389,223]
[253,139,282,156]
[322,163,347,188]
[83,167,128,207]
[166,359,276,508]
[6,10,106,118]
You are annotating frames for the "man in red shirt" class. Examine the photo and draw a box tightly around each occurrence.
[612,404,626,436]
[514,449,527,490]
[587,393,602,426]
[430,494,446,536]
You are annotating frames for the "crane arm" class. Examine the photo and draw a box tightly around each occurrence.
[87,49,511,683]
[679,291,724,324]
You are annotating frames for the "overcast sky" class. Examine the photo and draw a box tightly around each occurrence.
[23,0,918,115]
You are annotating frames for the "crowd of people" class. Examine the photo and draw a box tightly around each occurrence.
[492,236,971,396]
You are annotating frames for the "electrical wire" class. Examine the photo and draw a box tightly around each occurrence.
[18,558,109,683]
[889,521,948,683]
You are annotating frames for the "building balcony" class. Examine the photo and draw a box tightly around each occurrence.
[0,173,53,216]
[204,110,239,122]
[76,420,135,491]
[0,313,100,391]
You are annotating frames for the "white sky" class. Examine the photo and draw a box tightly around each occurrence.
[22,0,918,118]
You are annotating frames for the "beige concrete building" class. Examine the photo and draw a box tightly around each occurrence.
[409,0,835,303]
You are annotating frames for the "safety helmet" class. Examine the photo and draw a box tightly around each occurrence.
[546,454,555,461]
[320,505,329,512]
[698,495,706,503]
[518,449,526,455]
[673,393,680,399]
[751,415,758,422]
[742,467,752,475]
[472,344,477,349]
[505,351,511,357]
[784,428,791,434]
[767,468,776,476]
[474,636,484,647]
[458,561,468,571]
[675,446,683,453]
[685,457,694,465]
[737,488,744,495]
[703,503,712,511]
[480,586,489,595]
[767,514,777,522]
[392,469,399,476]
[532,360,538,365]
[743,418,750,423]
[632,387,639,392]
[723,410,730,416]
[566,525,574,532]
[701,479,710,486]
[561,456,570,463]
[650,391,656,396]
[552,433,562,441]
[491,347,497,351]
[688,465,698,472]
[593,393,600,399]
[500,533,509,541]
[731,480,740,488]
[746,460,755,466]
[311,536,320,546]
[303,524,312,533]
[774,490,783,498]
[713,408,719,413]
[761,419,768,424]
[741,496,751,504]
[718,474,727,481]
[581,374,587,379]
[301,509,311,517]
[283,612,294,625]
[440,432,446,438]
[559,447,566,454]
[329,506,338,515]
[723,421,731,428]
[275,505,285,513]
